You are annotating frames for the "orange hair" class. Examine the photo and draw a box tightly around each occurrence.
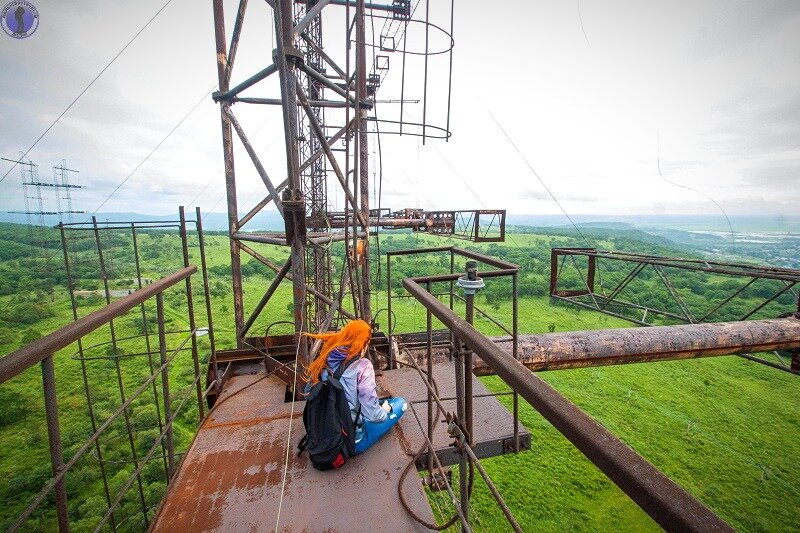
[304,319,372,384]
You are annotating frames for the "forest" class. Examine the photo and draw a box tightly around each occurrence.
[0,221,797,532]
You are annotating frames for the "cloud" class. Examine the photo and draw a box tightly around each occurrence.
[743,161,800,186]
[692,1,800,58]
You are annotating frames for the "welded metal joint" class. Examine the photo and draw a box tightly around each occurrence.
[282,188,307,244]
[273,45,305,68]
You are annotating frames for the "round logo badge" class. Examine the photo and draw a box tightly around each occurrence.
[2,1,39,39]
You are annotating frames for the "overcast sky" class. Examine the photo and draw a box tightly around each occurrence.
[1,0,799,220]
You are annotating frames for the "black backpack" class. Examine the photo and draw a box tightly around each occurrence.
[297,358,360,471]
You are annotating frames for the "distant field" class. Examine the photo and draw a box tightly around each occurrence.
[0,224,797,531]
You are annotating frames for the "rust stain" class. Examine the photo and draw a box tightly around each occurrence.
[203,412,301,430]
[150,371,435,532]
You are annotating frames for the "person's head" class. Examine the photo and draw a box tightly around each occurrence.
[304,319,372,384]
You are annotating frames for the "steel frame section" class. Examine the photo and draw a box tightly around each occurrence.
[0,265,213,532]
[550,248,800,373]
[9,209,220,532]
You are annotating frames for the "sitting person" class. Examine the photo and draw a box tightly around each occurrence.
[306,319,406,454]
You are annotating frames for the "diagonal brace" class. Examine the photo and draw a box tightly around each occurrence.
[224,105,285,215]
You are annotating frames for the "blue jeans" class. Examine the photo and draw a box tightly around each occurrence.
[354,397,407,454]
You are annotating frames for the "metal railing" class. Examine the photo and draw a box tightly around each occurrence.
[0,266,213,532]
[401,267,743,532]
[386,246,522,458]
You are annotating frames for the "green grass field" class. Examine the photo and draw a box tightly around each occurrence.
[0,226,797,531]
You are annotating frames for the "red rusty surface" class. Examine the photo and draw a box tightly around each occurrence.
[150,372,434,532]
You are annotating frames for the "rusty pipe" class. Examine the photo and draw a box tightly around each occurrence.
[482,319,800,372]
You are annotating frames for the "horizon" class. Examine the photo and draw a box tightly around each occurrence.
[2,1,799,217]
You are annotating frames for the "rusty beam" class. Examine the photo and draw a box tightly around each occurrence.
[241,258,292,338]
[224,106,285,215]
[212,0,245,344]
[238,243,357,320]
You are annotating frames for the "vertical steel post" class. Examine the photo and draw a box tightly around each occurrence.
[512,271,519,452]
[387,255,393,368]
[179,207,205,420]
[156,293,175,479]
[452,296,469,527]
[274,0,309,362]
[356,0,372,321]
[212,0,245,345]
[195,207,219,390]
[131,223,169,476]
[463,268,475,447]
[426,280,434,477]
[58,225,117,530]
[549,249,559,296]
[91,217,149,526]
[41,354,70,533]
[449,249,455,359]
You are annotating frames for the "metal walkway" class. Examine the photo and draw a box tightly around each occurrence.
[382,362,531,467]
[149,360,529,532]
[150,371,435,532]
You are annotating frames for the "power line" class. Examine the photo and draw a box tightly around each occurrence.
[86,85,216,220]
[489,111,592,247]
[0,0,178,185]
[655,130,736,250]
[577,0,591,46]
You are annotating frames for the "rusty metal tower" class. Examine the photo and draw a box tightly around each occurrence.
[210,0,504,360]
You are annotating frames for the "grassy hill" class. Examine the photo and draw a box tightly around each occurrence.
[0,223,797,531]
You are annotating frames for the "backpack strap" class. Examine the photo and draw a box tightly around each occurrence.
[297,434,308,457]
[333,355,362,379]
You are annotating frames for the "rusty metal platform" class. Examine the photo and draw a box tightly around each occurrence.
[150,372,435,532]
[380,362,531,468]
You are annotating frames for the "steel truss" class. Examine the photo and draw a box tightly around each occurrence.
[210,0,501,363]
[549,248,800,373]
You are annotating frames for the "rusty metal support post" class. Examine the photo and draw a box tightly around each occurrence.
[452,334,469,528]
[195,207,219,391]
[512,271,520,452]
[549,248,559,296]
[587,253,596,293]
[387,255,394,369]
[451,264,470,529]
[449,249,455,359]
[463,290,474,447]
[458,261,483,447]
[356,0,371,321]
[179,207,205,420]
[274,0,309,362]
[41,354,70,533]
[426,280,434,477]
[212,0,245,345]
[156,293,175,479]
